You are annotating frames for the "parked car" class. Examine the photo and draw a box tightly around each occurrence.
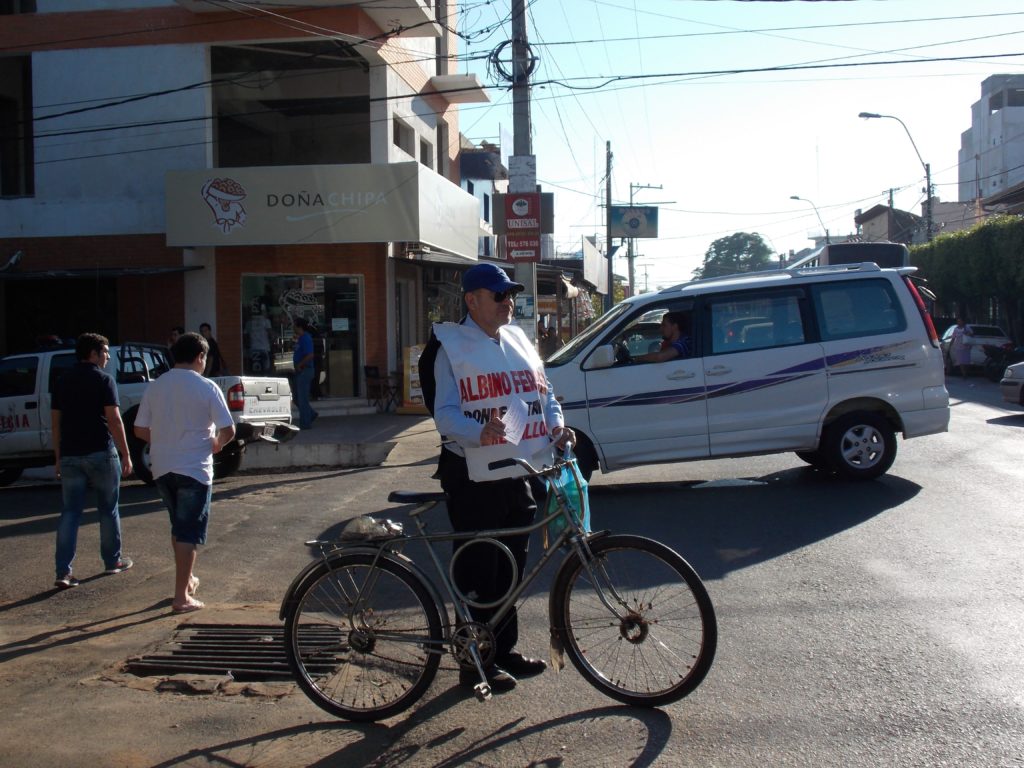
[0,343,297,487]
[544,263,950,482]
[999,361,1024,405]
[939,323,1011,371]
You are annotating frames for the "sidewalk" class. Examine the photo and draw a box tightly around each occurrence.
[244,397,439,471]
[21,398,439,482]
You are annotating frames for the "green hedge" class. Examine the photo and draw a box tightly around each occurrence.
[911,214,1024,342]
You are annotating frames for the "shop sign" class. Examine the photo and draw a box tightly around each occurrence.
[166,162,478,258]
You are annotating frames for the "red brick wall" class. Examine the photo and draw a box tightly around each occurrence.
[213,243,390,377]
[0,234,185,347]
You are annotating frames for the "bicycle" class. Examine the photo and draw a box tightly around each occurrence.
[279,451,717,722]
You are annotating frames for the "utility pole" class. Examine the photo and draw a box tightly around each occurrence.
[510,0,537,338]
[605,141,613,312]
[627,182,663,297]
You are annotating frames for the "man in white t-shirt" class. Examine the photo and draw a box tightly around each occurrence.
[134,332,235,614]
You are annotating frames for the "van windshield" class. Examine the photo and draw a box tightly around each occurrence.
[545,302,632,367]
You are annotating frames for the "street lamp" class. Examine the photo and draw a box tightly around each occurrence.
[858,111,933,241]
[790,195,830,244]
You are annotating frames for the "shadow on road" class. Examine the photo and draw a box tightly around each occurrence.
[149,700,673,768]
[0,599,170,662]
[587,465,921,581]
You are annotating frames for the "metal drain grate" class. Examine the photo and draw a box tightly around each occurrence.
[126,624,295,682]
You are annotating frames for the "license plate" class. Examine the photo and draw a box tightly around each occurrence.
[263,424,276,439]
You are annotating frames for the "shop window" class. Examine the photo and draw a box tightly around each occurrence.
[0,55,34,197]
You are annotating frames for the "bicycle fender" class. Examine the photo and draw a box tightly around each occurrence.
[278,547,440,622]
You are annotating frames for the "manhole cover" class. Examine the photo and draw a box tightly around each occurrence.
[126,624,294,682]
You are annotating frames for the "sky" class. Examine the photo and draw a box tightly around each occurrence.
[452,0,1024,291]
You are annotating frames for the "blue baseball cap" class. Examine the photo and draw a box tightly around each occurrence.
[462,262,524,294]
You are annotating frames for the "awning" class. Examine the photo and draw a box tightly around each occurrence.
[0,266,204,281]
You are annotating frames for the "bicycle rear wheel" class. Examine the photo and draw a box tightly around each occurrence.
[284,552,444,721]
[550,534,716,707]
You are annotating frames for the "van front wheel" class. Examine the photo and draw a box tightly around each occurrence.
[822,412,896,481]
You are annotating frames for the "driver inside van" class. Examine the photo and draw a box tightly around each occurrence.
[634,311,692,363]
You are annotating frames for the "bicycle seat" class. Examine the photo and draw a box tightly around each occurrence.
[389,490,446,504]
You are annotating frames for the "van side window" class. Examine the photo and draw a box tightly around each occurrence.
[707,292,804,354]
[0,357,39,397]
[812,279,906,341]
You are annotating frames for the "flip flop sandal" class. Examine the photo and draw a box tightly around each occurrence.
[187,576,200,597]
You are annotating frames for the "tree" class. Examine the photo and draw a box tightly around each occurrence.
[693,232,776,279]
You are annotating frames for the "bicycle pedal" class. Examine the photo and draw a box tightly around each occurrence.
[473,682,492,702]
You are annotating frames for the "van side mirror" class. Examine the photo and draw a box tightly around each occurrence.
[584,345,616,370]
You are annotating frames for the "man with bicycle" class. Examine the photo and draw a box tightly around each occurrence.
[425,262,575,693]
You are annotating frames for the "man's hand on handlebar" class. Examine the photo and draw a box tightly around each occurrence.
[551,425,576,451]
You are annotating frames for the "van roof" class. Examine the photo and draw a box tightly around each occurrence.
[650,262,916,299]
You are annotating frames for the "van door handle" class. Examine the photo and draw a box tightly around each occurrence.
[705,366,732,376]
[667,370,695,380]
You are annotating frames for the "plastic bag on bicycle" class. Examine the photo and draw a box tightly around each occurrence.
[543,449,591,547]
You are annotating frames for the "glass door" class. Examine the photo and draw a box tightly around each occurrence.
[323,277,361,397]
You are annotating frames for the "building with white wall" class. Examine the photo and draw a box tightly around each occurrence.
[0,0,487,401]
[958,74,1024,205]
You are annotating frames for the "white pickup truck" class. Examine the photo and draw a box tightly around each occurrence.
[0,342,298,486]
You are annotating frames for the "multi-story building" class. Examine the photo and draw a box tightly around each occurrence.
[958,74,1024,204]
[0,0,487,400]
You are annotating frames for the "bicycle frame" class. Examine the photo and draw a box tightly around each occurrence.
[284,457,630,681]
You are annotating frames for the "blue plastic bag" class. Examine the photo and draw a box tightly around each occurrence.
[543,450,591,546]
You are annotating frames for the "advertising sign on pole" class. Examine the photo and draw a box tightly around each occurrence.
[504,192,541,262]
[609,205,659,238]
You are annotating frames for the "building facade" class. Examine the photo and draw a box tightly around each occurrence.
[0,0,487,400]
[958,74,1024,204]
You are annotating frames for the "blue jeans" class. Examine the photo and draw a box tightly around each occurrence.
[294,366,317,428]
[55,448,123,578]
[155,473,212,545]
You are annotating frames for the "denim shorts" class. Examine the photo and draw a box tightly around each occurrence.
[155,472,212,545]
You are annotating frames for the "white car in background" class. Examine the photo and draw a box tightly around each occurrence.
[939,323,1011,370]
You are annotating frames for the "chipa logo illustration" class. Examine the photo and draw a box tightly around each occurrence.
[201,178,248,233]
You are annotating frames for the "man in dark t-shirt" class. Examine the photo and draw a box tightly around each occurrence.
[52,333,134,589]
[635,311,692,363]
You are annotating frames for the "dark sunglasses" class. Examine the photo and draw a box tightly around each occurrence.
[491,288,520,302]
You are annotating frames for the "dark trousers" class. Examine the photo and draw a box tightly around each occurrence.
[438,448,537,661]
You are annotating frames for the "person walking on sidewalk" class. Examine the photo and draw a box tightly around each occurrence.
[133,332,235,614]
[52,332,134,589]
[428,263,576,694]
[292,317,318,429]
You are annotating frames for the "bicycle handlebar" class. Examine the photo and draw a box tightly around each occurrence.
[487,448,575,476]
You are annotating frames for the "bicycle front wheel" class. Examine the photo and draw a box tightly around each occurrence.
[284,552,444,721]
[550,534,716,707]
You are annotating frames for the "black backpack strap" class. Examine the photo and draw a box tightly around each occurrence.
[419,330,442,417]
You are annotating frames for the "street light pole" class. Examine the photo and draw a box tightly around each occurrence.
[790,195,830,245]
[858,111,933,241]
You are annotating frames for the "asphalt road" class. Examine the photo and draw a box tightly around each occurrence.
[1,376,1022,767]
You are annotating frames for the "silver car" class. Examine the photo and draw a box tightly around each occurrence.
[1000,361,1024,405]
[939,323,1011,370]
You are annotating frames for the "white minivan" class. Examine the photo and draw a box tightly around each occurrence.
[544,263,949,481]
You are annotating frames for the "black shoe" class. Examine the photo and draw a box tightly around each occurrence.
[459,666,517,693]
[497,651,547,678]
